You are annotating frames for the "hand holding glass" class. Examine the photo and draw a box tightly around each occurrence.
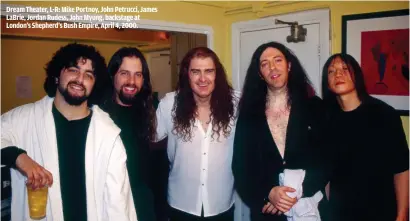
[27,184,48,220]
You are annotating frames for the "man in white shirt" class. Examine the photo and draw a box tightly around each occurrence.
[155,47,238,221]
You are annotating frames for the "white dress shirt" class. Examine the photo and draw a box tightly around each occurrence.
[156,91,238,217]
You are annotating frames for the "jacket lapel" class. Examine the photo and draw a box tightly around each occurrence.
[86,106,121,221]
[34,96,64,220]
[284,100,308,165]
[85,109,97,221]
[260,115,283,162]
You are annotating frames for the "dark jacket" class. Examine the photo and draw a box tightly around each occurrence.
[232,96,329,221]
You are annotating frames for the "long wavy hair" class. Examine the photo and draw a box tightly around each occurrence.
[238,41,315,118]
[44,43,108,105]
[173,47,234,142]
[106,47,156,142]
[321,53,369,109]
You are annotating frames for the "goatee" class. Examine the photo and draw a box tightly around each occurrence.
[118,84,139,105]
[58,82,88,106]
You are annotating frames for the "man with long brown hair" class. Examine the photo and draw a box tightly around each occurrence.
[155,47,238,221]
[99,47,157,221]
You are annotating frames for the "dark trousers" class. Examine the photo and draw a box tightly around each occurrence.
[149,138,170,221]
[169,206,234,221]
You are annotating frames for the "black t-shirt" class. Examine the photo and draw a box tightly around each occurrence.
[53,104,91,221]
[327,97,409,221]
[99,100,156,221]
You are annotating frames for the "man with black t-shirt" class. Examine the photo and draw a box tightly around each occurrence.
[322,53,409,221]
[327,96,409,221]
[1,43,137,221]
[100,47,167,221]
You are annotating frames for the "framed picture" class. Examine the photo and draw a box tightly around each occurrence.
[342,9,409,116]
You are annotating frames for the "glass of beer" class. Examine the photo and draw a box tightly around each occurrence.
[26,185,48,220]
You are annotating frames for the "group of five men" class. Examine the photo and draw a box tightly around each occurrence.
[1,43,240,221]
[1,41,408,221]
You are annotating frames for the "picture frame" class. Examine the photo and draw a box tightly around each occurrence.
[342,9,409,116]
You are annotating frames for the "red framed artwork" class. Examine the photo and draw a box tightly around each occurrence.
[342,9,409,116]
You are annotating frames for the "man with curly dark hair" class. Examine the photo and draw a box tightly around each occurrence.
[155,47,238,221]
[1,43,137,221]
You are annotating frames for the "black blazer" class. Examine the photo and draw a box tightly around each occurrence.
[232,96,328,221]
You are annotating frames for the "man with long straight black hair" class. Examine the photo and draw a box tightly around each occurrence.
[233,41,328,221]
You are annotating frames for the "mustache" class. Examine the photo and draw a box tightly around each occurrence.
[121,84,138,89]
[68,81,85,90]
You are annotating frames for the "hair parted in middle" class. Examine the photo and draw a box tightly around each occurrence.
[238,41,315,118]
[106,47,157,142]
[172,47,235,142]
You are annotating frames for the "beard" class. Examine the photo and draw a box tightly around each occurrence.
[58,81,88,106]
[117,84,140,106]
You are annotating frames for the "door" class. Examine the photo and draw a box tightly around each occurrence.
[147,50,172,99]
[239,23,321,94]
[237,24,321,221]
[232,9,330,221]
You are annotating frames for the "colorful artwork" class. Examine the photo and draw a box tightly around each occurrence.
[361,29,409,96]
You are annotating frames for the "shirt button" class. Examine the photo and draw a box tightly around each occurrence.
[202,184,204,186]
[203,153,206,155]
[283,161,286,165]
[203,168,206,171]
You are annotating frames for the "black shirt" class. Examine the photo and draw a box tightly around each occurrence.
[100,99,156,221]
[326,97,409,221]
[52,104,91,221]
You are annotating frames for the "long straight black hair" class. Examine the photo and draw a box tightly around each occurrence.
[238,41,315,118]
[321,53,369,108]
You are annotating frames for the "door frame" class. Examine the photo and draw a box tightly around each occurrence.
[1,3,214,49]
[231,8,330,94]
[145,50,171,99]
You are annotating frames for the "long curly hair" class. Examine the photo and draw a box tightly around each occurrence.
[44,43,108,105]
[173,47,235,142]
[106,47,156,142]
[238,41,315,118]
